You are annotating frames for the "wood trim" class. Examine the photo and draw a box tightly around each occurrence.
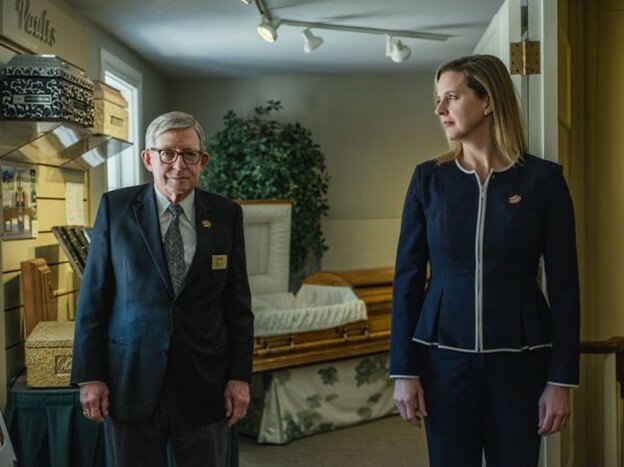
[581,337,624,397]
[580,336,624,354]
[304,267,395,288]
[253,338,390,373]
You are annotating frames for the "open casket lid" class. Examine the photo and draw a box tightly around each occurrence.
[238,200,292,295]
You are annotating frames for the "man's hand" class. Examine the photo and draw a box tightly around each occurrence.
[538,385,571,436]
[393,378,428,427]
[224,379,250,427]
[80,381,110,423]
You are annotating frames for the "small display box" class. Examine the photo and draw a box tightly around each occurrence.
[92,81,129,140]
[25,321,75,388]
[1,54,94,127]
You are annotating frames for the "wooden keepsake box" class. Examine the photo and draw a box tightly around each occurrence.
[92,80,129,140]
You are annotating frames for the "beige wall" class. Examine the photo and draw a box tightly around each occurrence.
[576,0,624,463]
[168,74,448,271]
[590,0,624,340]
[0,0,168,406]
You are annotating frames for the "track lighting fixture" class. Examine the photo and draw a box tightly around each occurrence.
[392,40,411,63]
[247,0,448,61]
[385,35,394,57]
[302,28,323,53]
[257,18,281,43]
[385,36,411,63]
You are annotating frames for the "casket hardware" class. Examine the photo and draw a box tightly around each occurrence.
[289,334,296,350]
[253,330,392,361]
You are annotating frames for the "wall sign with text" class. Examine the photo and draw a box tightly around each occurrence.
[0,0,88,70]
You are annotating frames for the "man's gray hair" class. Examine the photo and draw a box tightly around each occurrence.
[145,111,206,150]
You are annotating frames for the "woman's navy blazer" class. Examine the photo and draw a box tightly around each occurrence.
[389,154,580,386]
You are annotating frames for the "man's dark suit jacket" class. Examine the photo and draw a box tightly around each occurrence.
[70,183,254,424]
[390,154,580,386]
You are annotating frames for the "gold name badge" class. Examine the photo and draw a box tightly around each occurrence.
[212,255,228,270]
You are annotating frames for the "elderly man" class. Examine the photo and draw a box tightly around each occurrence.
[71,111,253,466]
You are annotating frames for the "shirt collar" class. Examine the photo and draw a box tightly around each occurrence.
[153,185,195,220]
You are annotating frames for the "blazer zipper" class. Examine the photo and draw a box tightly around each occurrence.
[474,172,493,351]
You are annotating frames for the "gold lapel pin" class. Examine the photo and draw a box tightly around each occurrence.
[508,195,522,205]
[202,219,212,228]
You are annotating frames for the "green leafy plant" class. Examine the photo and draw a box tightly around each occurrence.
[201,100,330,273]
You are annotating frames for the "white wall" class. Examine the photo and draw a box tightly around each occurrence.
[86,26,168,222]
[168,74,448,271]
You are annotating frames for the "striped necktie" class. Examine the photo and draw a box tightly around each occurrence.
[164,203,186,294]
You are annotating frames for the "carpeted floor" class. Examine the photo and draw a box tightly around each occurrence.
[238,415,429,467]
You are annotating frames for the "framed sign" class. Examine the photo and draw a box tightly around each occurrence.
[1,163,38,240]
[0,0,88,70]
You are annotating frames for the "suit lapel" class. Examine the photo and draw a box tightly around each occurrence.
[133,185,174,296]
[179,190,215,293]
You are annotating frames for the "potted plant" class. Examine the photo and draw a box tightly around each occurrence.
[201,100,330,280]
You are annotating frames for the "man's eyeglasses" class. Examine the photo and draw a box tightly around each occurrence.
[150,148,204,165]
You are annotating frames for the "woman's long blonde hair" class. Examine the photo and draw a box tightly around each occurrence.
[435,54,527,165]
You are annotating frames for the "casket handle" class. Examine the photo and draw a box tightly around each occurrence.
[289,334,296,350]
[263,339,271,356]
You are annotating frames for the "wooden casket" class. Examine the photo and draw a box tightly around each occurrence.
[240,201,392,373]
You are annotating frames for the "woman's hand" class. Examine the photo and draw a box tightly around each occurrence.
[538,385,571,436]
[393,378,428,427]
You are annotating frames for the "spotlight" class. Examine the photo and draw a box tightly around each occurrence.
[257,18,281,43]
[385,35,411,63]
[391,40,411,62]
[302,28,323,53]
[240,0,254,4]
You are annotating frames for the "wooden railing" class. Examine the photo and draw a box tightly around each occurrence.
[581,337,624,397]
[580,337,624,467]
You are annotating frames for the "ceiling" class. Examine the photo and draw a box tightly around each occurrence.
[67,0,504,78]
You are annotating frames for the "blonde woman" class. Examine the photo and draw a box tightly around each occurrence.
[390,55,579,466]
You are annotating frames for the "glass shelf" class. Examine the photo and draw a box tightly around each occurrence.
[0,120,132,169]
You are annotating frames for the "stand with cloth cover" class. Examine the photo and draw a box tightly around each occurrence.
[4,373,238,467]
[239,201,396,443]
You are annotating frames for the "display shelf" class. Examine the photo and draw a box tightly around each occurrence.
[0,120,132,169]
[64,134,132,170]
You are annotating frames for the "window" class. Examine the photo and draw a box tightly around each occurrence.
[101,49,143,191]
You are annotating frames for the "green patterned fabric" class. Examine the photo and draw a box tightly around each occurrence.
[240,353,396,444]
